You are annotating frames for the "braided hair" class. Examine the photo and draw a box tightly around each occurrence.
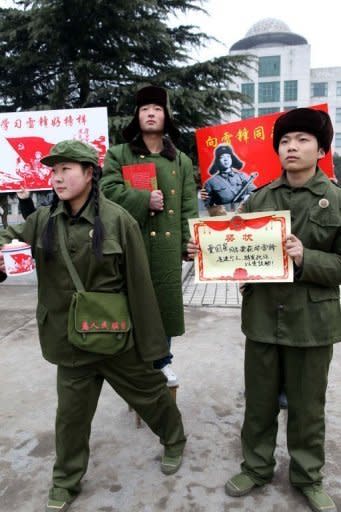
[91,164,104,259]
[42,163,104,261]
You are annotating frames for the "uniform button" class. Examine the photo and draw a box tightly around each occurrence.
[277,304,284,310]
[170,189,176,195]
[168,209,174,215]
[165,231,171,237]
[172,170,176,176]
[150,231,156,237]
[140,154,145,159]
[150,211,155,216]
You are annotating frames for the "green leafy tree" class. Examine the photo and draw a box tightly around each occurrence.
[0,0,253,163]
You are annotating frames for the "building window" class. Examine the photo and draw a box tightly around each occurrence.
[258,107,280,116]
[335,133,341,147]
[336,108,341,123]
[241,83,255,102]
[241,108,255,119]
[258,82,280,103]
[311,82,328,97]
[259,56,280,77]
[284,80,298,101]
[337,82,341,96]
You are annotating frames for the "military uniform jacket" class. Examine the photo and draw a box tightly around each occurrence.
[0,194,168,366]
[241,169,341,347]
[101,138,198,336]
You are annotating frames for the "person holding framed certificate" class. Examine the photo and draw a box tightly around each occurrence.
[225,107,341,512]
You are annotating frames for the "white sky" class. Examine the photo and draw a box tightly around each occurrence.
[1,0,340,69]
[173,0,341,69]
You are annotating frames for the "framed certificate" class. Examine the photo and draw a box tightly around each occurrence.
[189,211,293,283]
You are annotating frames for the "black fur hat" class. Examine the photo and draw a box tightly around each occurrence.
[122,85,180,142]
[209,144,243,175]
[273,108,334,154]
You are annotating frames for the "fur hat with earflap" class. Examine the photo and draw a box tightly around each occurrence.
[122,85,180,142]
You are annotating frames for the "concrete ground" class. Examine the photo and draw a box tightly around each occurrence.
[0,276,340,512]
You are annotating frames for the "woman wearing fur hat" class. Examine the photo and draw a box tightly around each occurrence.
[0,140,186,512]
[203,144,257,214]
[101,85,199,387]
[225,108,341,512]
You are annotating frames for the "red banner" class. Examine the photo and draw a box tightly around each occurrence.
[0,107,108,192]
[195,104,334,189]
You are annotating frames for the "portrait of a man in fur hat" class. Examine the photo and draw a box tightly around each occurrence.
[203,144,258,214]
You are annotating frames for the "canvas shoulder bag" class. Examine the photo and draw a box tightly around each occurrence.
[57,217,132,355]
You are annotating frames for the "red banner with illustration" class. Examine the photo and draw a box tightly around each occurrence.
[0,107,108,192]
[195,104,334,192]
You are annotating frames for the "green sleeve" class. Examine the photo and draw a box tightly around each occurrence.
[100,145,151,226]
[0,211,41,258]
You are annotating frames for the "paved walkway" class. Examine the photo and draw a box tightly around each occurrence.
[182,262,241,308]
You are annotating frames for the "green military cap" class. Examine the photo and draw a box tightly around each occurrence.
[40,140,98,167]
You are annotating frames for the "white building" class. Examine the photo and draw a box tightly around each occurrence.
[229,18,341,152]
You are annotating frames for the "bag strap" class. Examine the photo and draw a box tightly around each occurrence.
[56,215,85,292]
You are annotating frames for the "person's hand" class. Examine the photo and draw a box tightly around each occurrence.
[0,251,6,274]
[285,234,304,267]
[199,188,209,201]
[239,281,247,294]
[17,187,30,200]
[149,190,164,211]
[185,239,200,260]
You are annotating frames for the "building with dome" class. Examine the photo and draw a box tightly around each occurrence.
[228,18,341,151]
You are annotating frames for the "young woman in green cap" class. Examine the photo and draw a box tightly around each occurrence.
[0,139,186,512]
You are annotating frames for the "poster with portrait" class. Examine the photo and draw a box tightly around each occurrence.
[195,104,334,214]
[0,107,108,192]
[189,211,293,283]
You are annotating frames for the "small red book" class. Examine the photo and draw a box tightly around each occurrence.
[122,163,157,191]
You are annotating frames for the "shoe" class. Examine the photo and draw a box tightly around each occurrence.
[300,484,337,512]
[225,472,257,497]
[45,498,72,512]
[160,454,182,475]
[161,364,178,386]
[278,391,288,409]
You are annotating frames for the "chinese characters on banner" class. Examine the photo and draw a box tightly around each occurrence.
[195,104,334,213]
[0,107,108,192]
[189,211,293,283]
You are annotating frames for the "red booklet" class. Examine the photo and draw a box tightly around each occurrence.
[122,163,157,191]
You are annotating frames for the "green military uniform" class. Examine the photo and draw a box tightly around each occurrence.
[240,168,341,487]
[100,137,198,336]
[0,193,186,502]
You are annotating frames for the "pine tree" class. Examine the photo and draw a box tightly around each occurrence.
[0,0,253,159]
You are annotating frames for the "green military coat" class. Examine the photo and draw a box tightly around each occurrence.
[0,194,168,366]
[100,137,198,336]
[241,168,341,346]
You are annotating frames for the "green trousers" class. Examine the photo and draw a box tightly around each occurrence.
[241,339,333,487]
[49,346,186,502]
